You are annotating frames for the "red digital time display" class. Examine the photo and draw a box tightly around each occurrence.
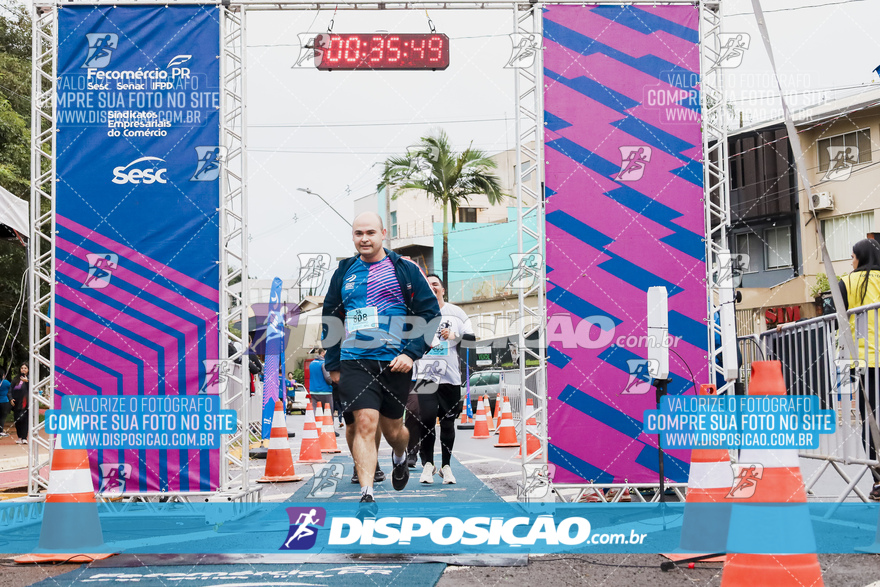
[314,33,449,71]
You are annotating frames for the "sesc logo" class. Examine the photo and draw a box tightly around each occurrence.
[112,156,168,185]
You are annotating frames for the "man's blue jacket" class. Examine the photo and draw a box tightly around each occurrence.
[322,248,441,372]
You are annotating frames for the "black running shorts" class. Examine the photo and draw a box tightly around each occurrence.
[338,359,412,421]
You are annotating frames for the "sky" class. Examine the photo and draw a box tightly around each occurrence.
[245,8,519,280]
[10,0,880,280]
[241,0,880,281]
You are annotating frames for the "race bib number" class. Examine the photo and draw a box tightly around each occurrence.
[427,341,449,356]
[346,307,379,331]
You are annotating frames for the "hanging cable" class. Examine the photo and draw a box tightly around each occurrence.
[424,8,436,33]
[327,5,338,33]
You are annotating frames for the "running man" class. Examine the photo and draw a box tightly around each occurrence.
[284,508,319,548]
[322,212,440,515]
[411,275,475,484]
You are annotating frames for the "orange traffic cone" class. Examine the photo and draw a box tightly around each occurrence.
[319,402,341,454]
[516,398,541,457]
[457,405,474,430]
[720,361,824,587]
[472,396,490,439]
[258,400,303,483]
[297,404,326,464]
[15,438,114,563]
[494,396,520,448]
[492,394,503,434]
[485,395,496,432]
[663,384,730,564]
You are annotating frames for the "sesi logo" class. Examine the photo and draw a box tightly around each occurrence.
[112,157,168,185]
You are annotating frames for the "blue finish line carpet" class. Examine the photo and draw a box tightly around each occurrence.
[286,454,504,503]
[24,456,504,586]
[31,563,447,587]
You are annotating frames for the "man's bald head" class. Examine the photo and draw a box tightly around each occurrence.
[352,211,387,263]
[353,211,384,231]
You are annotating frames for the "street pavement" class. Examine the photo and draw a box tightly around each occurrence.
[1,413,879,586]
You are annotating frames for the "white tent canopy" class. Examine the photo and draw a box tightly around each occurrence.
[0,185,27,238]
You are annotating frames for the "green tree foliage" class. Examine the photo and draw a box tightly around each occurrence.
[378,131,506,295]
[0,3,29,198]
[0,3,30,376]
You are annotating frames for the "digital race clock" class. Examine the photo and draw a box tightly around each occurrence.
[314,33,450,71]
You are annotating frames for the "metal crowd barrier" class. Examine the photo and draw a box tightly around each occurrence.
[499,368,541,421]
[736,301,880,501]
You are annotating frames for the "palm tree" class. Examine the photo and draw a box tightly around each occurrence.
[378,130,506,298]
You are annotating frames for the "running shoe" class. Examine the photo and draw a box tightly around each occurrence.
[420,463,436,484]
[352,464,386,484]
[357,494,378,519]
[870,483,880,502]
[439,465,456,485]
[391,457,409,491]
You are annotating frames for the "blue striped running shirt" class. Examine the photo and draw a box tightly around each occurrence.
[341,256,407,361]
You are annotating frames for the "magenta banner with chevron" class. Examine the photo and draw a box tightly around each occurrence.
[55,6,221,493]
[544,5,706,484]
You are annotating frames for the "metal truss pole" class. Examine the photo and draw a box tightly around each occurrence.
[28,5,57,497]
[700,0,733,396]
[513,2,550,503]
[219,3,254,495]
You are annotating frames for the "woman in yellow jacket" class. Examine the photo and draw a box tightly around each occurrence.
[838,239,880,500]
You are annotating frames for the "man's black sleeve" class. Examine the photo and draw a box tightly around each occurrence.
[322,268,345,372]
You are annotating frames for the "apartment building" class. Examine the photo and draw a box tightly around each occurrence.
[728,88,880,332]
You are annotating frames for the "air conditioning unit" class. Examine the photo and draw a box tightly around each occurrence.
[810,192,834,211]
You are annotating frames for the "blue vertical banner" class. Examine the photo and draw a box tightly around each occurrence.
[261,278,285,438]
[465,349,473,418]
[55,6,221,493]
[280,335,287,407]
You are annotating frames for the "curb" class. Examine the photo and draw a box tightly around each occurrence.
[0,455,28,472]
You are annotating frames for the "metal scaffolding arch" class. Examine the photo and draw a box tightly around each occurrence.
[27,4,57,497]
[511,2,550,502]
[700,0,734,398]
[218,2,258,499]
[24,0,729,505]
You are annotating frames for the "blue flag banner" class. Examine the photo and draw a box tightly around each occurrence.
[465,348,473,418]
[261,277,284,438]
[55,6,221,493]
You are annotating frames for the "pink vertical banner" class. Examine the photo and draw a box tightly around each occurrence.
[544,4,707,484]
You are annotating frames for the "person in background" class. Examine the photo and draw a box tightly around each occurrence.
[247,336,263,397]
[838,239,880,501]
[285,371,296,415]
[0,376,10,438]
[308,349,334,416]
[10,364,29,444]
[331,378,344,427]
[411,274,475,485]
